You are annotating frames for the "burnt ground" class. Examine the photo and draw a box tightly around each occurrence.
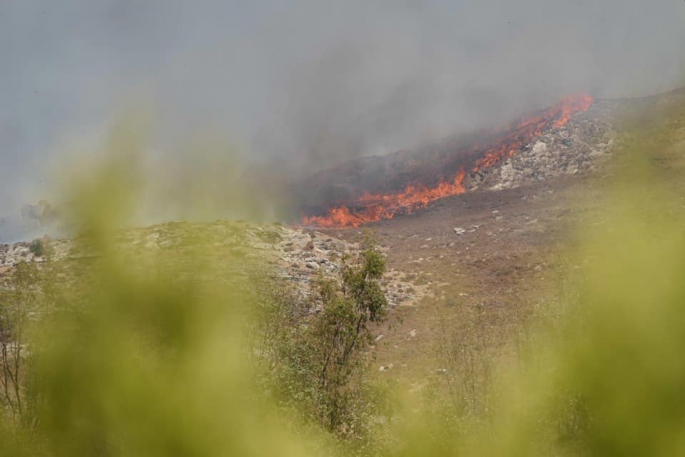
[322,174,604,381]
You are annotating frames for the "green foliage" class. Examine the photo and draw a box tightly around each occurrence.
[29,239,46,258]
[253,240,389,446]
[315,243,388,434]
[0,124,318,457]
[0,260,57,436]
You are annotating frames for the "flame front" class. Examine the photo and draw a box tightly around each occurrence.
[473,94,594,171]
[303,94,594,228]
[303,168,467,228]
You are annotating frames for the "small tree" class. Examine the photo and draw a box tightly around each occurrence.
[29,239,46,258]
[254,236,389,441]
[0,261,43,428]
[314,240,387,432]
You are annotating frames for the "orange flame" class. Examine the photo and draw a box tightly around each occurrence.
[303,168,466,228]
[303,94,593,228]
[473,94,594,171]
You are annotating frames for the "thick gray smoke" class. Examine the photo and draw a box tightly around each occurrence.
[1,0,684,240]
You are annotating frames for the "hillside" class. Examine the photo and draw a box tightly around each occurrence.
[2,88,684,387]
[309,88,685,380]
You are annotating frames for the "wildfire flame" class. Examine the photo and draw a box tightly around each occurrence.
[303,94,594,228]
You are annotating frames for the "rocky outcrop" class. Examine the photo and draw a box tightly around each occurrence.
[472,111,615,191]
[0,242,37,267]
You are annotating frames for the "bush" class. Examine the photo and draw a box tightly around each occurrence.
[253,237,389,445]
[29,239,46,257]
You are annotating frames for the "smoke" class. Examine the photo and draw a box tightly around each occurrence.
[1,0,684,239]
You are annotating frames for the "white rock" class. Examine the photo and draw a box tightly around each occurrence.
[532,141,548,154]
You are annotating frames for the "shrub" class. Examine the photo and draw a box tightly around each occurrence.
[253,237,389,445]
[29,239,46,258]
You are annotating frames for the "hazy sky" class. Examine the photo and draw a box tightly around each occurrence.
[1,0,685,236]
